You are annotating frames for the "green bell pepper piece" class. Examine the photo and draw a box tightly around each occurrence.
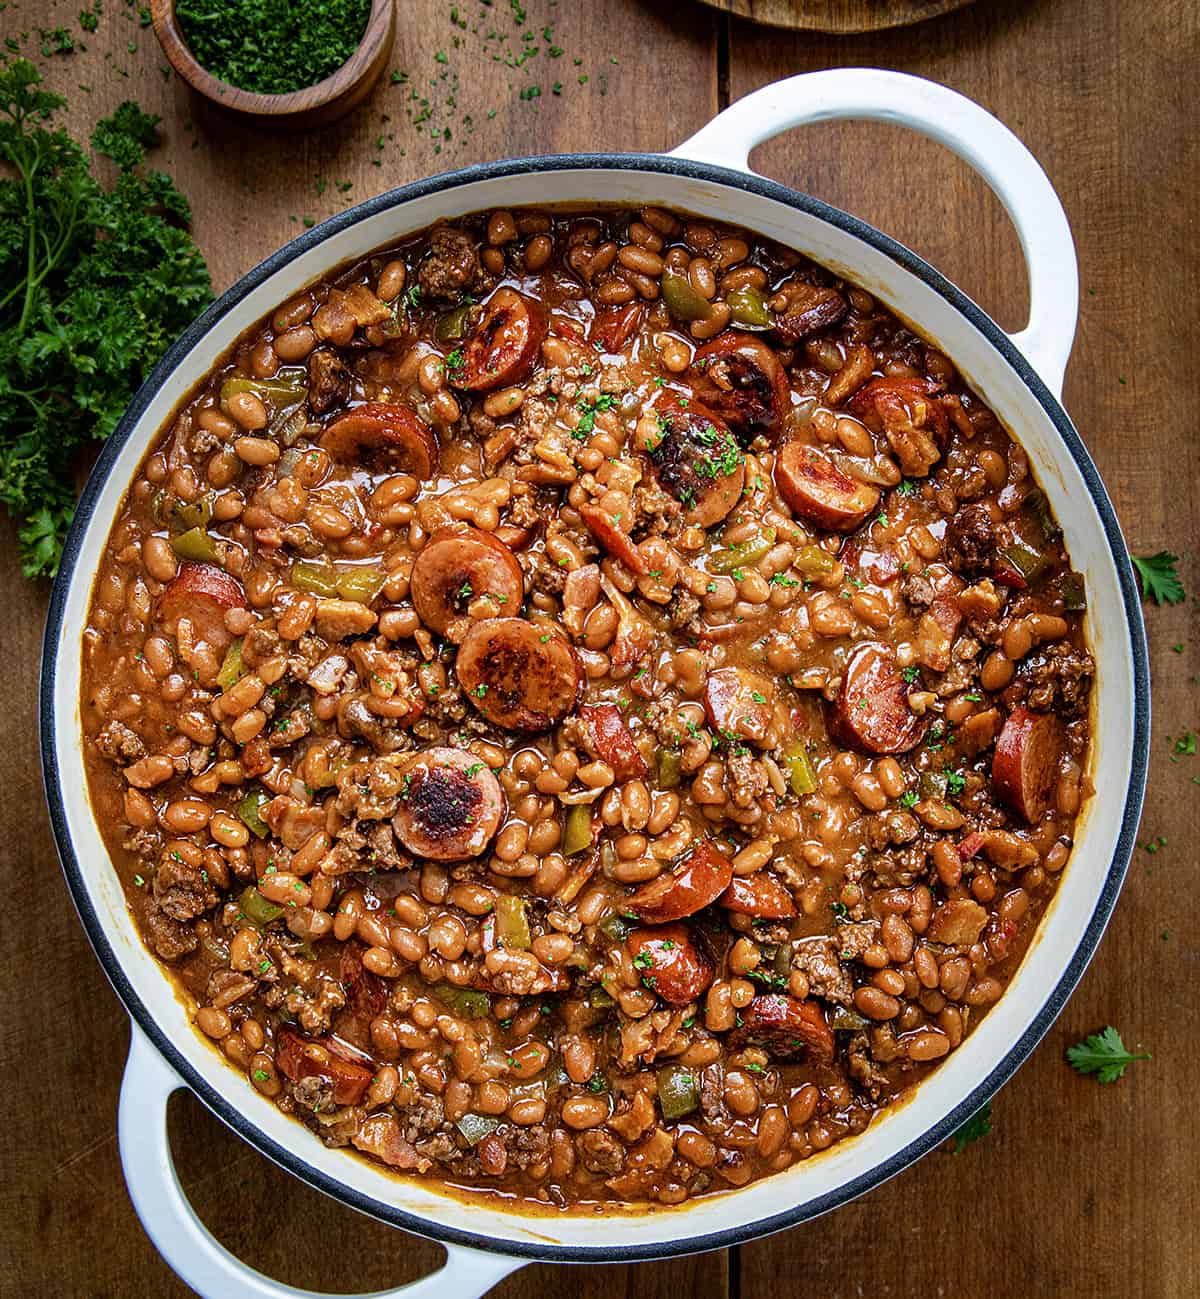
[336,565,387,605]
[656,747,682,790]
[221,372,308,407]
[216,638,246,691]
[656,1064,700,1120]
[433,984,492,1019]
[170,527,218,563]
[291,560,341,598]
[782,741,817,797]
[237,790,271,839]
[726,285,770,327]
[456,1113,502,1146]
[239,885,283,927]
[170,494,214,534]
[562,805,594,856]
[435,304,472,342]
[661,269,714,324]
[495,895,532,950]
[793,544,836,577]
[708,533,774,575]
[830,1007,869,1031]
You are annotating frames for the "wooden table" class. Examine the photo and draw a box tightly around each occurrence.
[2,1,1195,1294]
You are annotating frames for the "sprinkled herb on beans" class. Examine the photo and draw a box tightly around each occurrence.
[84,204,1094,1207]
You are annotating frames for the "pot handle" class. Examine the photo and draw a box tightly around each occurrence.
[118,1026,524,1299]
[671,69,1078,399]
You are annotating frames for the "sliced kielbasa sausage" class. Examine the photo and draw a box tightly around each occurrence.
[410,526,525,637]
[456,287,547,391]
[391,746,506,860]
[719,872,796,919]
[456,617,582,731]
[689,332,791,436]
[646,392,745,529]
[730,994,835,1064]
[829,643,927,755]
[774,441,880,533]
[275,1030,374,1105]
[577,703,648,782]
[578,502,647,576]
[626,923,713,1006]
[320,402,439,478]
[589,302,644,354]
[992,706,1062,823]
[157,562,246,651]
[704,666,777,748]
[629,840,733,923]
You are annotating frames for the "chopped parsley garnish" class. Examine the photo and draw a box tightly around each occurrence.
[573,391,617,440]
[899,790,918,808]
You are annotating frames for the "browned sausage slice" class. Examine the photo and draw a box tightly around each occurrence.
[320,402,439,478]
[719,872,796,919]
[457,287,547,391]
[774,441,880,533]
[589,302,645,353]
[456,617,582,731]
[410,526,525,637]
[157,562,246,651]
[992,706,1062,823]
[629,840,733,923]
[275,1030,374,1105]
[578,502,648,576]
[647,393,745,529]
[391,745,506,860]
[577,703,648,782]
[689,332,791,436]
[626,923,713,1006]
[730,995,835,1064]
[704,666,776,748]
[829,643,927,755]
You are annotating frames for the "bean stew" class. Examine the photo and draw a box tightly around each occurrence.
[82,205,1093,1209]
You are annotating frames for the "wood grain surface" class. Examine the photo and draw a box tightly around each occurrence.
[694,0,973,34]
[1,0,1195,1296]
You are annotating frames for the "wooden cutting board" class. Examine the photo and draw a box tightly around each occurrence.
[694,0,974,32]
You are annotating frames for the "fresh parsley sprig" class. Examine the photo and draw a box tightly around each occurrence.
[1066,1026,1151,1083]
[0,59,212,578]
[951,1100,992,1153]
[1131,551,1185,605]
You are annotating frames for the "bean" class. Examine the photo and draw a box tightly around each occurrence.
[906,1028,951,1061]
[376,260,407,302]
[224,390,267,431]
[258,872,310,907]
[274,326,317,362]
[125,754,175,788]
[562,1095,610,1129]
[142,535,178,583]
[524,234,553,271]
[854,986,900,1020]
[234,436,280,466]
[981,651,1014,691]
[162,799,210,834]
[196,1006,230,1039]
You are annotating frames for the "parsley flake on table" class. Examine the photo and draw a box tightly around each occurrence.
[951,1100,992,1153]
[1131,551,1185,604]
[0,62,211,578]
[1066,1026,1151,1082]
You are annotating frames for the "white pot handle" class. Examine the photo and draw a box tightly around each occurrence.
[672,69,1078,399]
[119,1026,524,1299]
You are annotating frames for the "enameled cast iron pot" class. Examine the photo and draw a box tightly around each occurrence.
[40,70,1150,1299]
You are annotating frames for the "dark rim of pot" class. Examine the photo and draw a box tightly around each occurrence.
[39,152,1151,1265]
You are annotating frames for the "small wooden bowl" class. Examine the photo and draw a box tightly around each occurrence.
[150,0,396,129]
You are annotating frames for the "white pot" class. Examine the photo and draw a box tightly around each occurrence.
[40,69,1149,1299]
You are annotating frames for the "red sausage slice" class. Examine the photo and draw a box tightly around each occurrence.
[157,562,246,651]
[577,703,648,782]
[689,332,791,436]
[647,393,745,529]
[848,377,948,479]
[704,666,776,748]
[456,617,583,731]
[578,502,648,576]
[627,924,714,1006]
[320,402,439,478]
[391,746,506,860]
[730,995,835,1064]
[457,288,547,391]
[719,872,796,919]
[628,840,733,923]
[829,643,927,755]
[992,706,1062,823]
[275,1030,374,1105]
[589,302,645,353]
[774,441,880,533]
[410,526,525,637]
